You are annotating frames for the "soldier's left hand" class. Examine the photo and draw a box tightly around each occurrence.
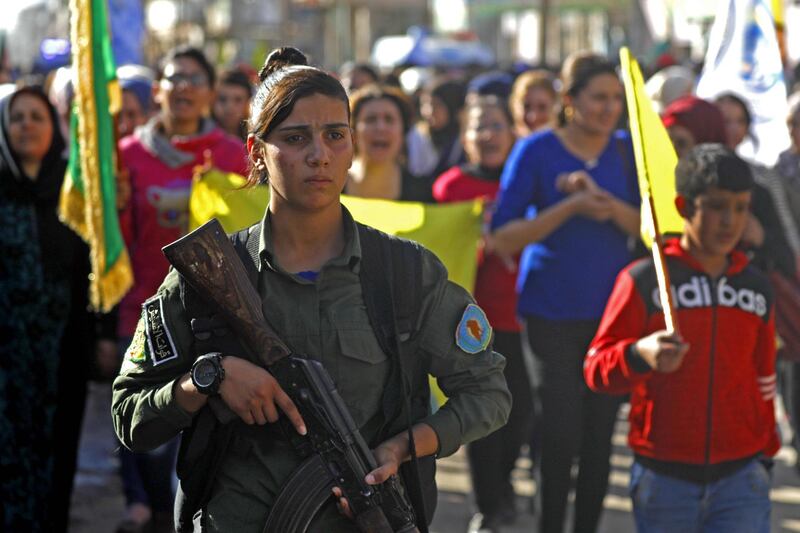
[331,440,404,519]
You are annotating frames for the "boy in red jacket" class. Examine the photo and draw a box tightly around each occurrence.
[584,144,778,533]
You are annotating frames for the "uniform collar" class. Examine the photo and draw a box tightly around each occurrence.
[258,204,362,277]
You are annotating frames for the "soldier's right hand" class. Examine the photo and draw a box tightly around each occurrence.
[219,356,307,434]
[634,330,689,373]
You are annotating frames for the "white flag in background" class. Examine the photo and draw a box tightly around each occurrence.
[696,0,790,166]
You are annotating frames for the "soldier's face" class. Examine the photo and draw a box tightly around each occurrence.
[253,93,353,212]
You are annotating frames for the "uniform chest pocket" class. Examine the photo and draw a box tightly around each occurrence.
[330,324,391,428]
[337,329,389,365]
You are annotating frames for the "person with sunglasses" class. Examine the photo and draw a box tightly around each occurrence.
[114,45,247,533]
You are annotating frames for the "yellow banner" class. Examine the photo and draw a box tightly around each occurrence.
[189,169,483,292]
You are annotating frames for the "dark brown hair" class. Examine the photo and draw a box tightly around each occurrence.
[557,51,618,126]
[247,47,349,186]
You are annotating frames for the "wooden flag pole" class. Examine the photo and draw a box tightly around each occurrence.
[644,194,680,334]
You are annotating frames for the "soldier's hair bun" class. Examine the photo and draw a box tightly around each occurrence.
[259,47,308,82]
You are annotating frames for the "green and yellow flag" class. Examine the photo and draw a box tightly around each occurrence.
[188,169,484,292]
[619,47,684,245]
[60,0,132,311]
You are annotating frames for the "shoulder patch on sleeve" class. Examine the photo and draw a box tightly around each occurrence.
[143,296,179,366]
[455,303,492,354]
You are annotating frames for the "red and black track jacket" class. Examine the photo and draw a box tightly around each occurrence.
[585,239,779,467]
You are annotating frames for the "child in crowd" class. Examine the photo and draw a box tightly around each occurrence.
[584,144,778,533]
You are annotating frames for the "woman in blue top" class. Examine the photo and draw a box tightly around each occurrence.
[490,52,640,533]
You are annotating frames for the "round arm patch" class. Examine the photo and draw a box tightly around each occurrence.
[455,303,492,354]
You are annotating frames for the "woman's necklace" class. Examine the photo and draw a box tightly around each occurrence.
[559,127,605,170]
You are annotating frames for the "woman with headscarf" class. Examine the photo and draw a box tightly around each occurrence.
[0,86,86,531]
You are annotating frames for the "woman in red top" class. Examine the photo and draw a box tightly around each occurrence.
[433,95,531,532]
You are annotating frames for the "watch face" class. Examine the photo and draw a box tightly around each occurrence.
[193,360,217,388]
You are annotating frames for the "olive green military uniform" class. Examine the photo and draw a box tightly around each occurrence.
[112,207,511,532]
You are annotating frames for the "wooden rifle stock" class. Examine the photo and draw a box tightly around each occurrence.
[162,219,291,366]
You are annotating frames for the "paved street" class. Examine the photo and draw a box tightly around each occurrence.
[71,383,800,532]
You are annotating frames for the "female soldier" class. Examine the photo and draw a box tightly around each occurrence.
[490,52,641,533]
[112,47,510,533]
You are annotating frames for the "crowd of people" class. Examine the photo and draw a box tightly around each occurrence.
[1,39,800,533]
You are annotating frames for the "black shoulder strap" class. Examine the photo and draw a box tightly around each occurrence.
[356,223,429,532]
[358,223,423,342]
[230,221,262,287]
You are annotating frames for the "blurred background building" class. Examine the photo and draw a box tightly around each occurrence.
[3,0,800,77]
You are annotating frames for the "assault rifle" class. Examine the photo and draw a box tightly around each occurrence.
[163,218,418,533]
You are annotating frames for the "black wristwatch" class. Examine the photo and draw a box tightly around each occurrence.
[191,353,225,395]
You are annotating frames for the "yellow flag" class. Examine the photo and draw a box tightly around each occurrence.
[619,47,684,245]
[189,169,483,292]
